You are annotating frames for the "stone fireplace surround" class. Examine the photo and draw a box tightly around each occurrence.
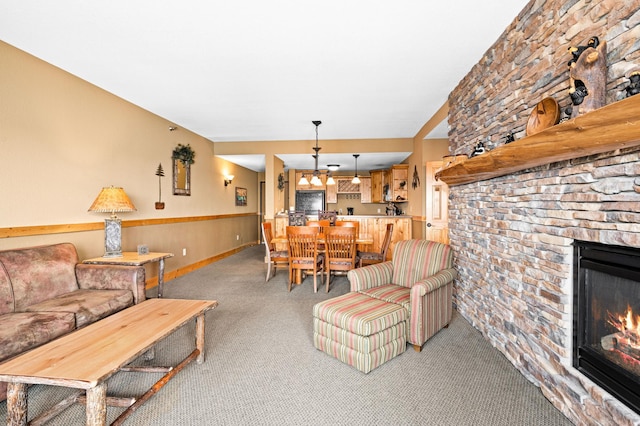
[444,1,640,424]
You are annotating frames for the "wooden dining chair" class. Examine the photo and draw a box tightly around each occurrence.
[335,220,359,236]
[307,220,330,228]
[324,226,358,292]
[286,226,324,292]
[288,211,307,226]
[318,210,338,226]
[307,220,331,250]
[261,222,288,282]
[358,223,393,267]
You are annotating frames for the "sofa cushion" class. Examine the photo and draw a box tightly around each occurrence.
[313,316,406,353]
[0,243,80,311]
[358,283,411,312]
[0,312,76,362]
[25,289,133,327]
[0,265,13,315]
[313,292,406,336]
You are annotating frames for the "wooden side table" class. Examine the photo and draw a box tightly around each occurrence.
[83,252,174,298]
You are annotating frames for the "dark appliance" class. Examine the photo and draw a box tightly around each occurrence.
[295,190,325,216]
[573,240,640,414]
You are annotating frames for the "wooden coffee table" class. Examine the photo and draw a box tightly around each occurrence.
[0,298,217,426]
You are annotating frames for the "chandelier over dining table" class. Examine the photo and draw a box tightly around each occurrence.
[298,120,336,186]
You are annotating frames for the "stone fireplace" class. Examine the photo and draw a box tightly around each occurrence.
[574,240,640,415]
[442,1,640,424]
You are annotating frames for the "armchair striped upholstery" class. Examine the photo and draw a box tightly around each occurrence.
[348,239,456,352]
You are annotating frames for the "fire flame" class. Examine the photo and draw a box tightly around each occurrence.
[607,305,640,348]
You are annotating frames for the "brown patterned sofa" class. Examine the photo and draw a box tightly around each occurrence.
[0,242,146,400]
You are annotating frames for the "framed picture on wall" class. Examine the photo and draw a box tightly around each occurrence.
[235,187,247,206]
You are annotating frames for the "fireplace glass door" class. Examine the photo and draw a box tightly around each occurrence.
[574,240,640,414]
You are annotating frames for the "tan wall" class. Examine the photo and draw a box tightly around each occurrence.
[0,41,259,281]
[0,39,447,283]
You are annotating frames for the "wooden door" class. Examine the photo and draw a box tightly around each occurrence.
[425,161,449,244]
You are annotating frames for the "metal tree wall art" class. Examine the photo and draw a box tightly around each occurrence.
[155,163,165,209]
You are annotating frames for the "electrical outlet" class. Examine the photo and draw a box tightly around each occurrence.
[182,248,187,256]
[236,235,240,241]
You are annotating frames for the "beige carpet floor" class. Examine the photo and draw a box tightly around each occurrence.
[0,244,572,425]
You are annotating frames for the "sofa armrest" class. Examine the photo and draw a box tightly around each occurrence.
[407,268,457,348]
[75,264,146,304]
[347,261,393,291]
[411,268,457,297]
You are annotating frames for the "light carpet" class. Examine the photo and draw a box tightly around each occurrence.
[0,244,572,425]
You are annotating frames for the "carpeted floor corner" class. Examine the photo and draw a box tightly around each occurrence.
[0,245,572,425]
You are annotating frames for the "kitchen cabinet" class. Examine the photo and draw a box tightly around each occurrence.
[326,181,337,203]
[336,178,360,193]
[330,177,372,203]
[389,164,408,202]
[359,176,371,203]
[370,170,385,203]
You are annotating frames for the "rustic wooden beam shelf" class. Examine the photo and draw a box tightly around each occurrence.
[436,95,640,185]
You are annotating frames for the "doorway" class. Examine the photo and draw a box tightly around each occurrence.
[425,161,449,244]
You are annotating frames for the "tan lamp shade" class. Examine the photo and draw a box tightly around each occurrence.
[88,186,137,216]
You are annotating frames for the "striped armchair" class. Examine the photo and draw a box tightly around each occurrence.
[347,239,457,352]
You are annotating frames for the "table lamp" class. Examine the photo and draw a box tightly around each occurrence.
[88,186,137,257]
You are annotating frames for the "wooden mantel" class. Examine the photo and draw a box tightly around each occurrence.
[436,94,640,185]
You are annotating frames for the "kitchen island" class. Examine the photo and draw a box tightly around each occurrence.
[274,214,411,261]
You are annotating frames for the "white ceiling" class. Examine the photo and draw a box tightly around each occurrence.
[0,1,528,172]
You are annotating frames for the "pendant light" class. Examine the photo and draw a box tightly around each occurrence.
[326,165,337,185]
[326,172,335,185]
[352,154,361,184]
[298,120,334,186]
[298,173,310,186]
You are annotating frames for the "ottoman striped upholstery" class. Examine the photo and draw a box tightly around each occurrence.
[313,292,407,373]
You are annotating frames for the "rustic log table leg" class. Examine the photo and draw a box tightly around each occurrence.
[86,383,107,426]
[157,258,166,298]
[7,383,27,426]
[196,312,206,364]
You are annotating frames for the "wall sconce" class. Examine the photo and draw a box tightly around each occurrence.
[224,175,234,186]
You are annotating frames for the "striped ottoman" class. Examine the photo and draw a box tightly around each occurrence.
[313,292,407,373]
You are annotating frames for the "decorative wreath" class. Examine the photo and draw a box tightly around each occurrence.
[172,144,196,165]
[277,173,285,191]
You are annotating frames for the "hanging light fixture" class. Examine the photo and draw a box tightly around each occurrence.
[326,164,338,185]
[298,120,335,186]
[298,173,310,186]
[309,120,322,186]
[352,154,361,184]
[326,172,335,185]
